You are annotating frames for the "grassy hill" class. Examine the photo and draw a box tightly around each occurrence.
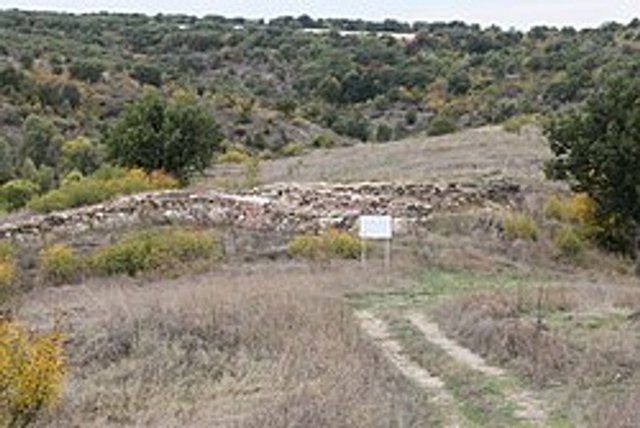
[2,10,640,428]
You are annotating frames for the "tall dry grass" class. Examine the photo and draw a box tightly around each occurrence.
[432,281,640,427]
[22,262,432,427]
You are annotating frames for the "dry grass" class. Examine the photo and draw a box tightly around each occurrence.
[199,126,550,188]
[431,280,640,426]
[17,261,433,427]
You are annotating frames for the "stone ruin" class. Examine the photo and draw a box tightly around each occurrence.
[0,178,521,244]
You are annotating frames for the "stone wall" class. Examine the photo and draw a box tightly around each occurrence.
[0,178,520,244]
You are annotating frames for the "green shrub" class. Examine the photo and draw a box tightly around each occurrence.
[288,229,361,261]
[503,114,538,134]
[544,193,598,238]
[0,241,16,304]
[428,116,457,136]
[280,142,303,157]
[502,211,539,241]
[89,228,218,277]
[0,179,39,211]
[543,194,565,221]
[28,168,177,213]
[312,134,335,149]
[0,240,14,263]
[39,245,82,285]
[376,123,393,142]
[217,147,251,164]
[288,235,328,262]
[324,228,361,259]
[553,226,585,259]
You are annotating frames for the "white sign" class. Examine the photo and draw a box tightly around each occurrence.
[359,215,393,240]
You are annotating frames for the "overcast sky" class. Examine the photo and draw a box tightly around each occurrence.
[1,0,639,29]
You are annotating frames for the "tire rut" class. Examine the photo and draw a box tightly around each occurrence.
[408,312,548,427]
[355,310,462,428]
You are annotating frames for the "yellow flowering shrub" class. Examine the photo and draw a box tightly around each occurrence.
[0,321,65,427]
[0,242,16,304]
[28,168,178,213]
[39,245,82,286]
[288,228,362,261]
[502,211,539,241]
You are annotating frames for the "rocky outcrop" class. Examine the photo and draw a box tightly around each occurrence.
[0,179,520,243]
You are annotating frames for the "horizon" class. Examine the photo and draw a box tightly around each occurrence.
[0,1,639,30]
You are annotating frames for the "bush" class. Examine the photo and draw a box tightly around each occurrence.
[324,228,361,259]
[0,241,16,303]
[553,226,585,259]
[280,142,303,157]
[89,228,218,277]
[376,123,393,142]
[28,168,177,213]
[428,116,457,136]
[288,228,361,262]
[0,321,65,427]
[0,179,39,212]
[39,245,82,285]
[502,211,539,241]
[217,147,251,164]
[0,260,15,303]
[503,114,538,134]
[543,194,565,221]
[0,240,15,263]
[312,134,335,149]
[544,193,595,224]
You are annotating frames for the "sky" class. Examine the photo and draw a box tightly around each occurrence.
[0,0,639,30]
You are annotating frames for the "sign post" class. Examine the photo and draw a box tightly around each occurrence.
[358,215,393,276]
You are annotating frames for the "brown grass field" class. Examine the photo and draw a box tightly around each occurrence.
[8,126,640,427]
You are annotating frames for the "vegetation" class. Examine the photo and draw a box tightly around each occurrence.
[27,167,177,213]
[0,321,65,428]
[0,12,638,181]
[89,227,219,277]
[39,244,82,285]
[288,228,362,261]
[545,74,640,272]
[105,92,222,183]
[501,211,539,241]
[0,241,16,304]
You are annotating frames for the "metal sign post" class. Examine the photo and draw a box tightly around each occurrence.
[358,215,393,278]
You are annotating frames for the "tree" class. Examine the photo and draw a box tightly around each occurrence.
[544,76,640,274]
[105,92,222,183]
[21,115,61,169]
[60,136,104,175]
[0,138,13,184]
[0,179,39,211]
[130,64,163,87]
[447,70,472,96]
[69,60,105,83]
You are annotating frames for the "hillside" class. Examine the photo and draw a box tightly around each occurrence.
[2,9,640,428]
[2,10,640,213]
[1,121,638,426]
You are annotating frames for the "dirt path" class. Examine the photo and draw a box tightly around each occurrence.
[408,312,548,426]
[355,310,462,428]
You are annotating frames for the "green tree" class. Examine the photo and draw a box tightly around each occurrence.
[0,179,39,211]
[105,92,222,183]
[60,136,104,175]
[130,64,163,87]
[21,115,61,169]
[69,60,105,83]
[544,77,640,274]
[0,138,13,184]
[447,70,472,96]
